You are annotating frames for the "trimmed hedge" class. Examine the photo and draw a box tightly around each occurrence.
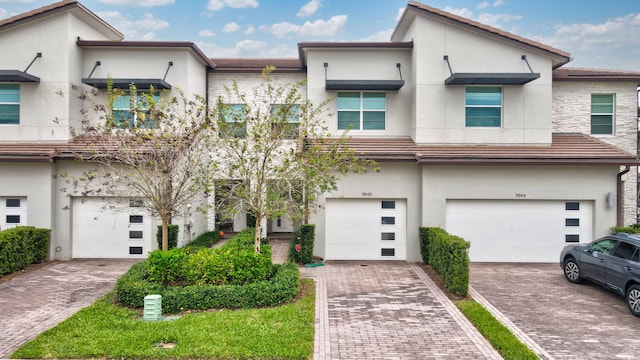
[288,224,315,264]
[611,224,640,234]
[156,224,179,250]
[186,230,222,249]
[115,228,295,312]
[0,227,50,276]
[115,262,299,313]
[419,227,470,297]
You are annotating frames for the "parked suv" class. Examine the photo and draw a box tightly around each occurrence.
[560,233,640,317]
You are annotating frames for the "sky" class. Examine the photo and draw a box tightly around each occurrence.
[1,0,639,71]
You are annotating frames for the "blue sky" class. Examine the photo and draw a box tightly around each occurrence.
[1,0,640,70]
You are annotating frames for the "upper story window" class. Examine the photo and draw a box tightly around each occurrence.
[113,90,160,129]
[0,84,20,125]
[219,104,247,138]
[591,94,614,135]
[465,86,502,127]
[270,104,300,138]
[337,92,385,130]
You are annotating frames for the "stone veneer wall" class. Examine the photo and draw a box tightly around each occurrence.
[552,81,638,226]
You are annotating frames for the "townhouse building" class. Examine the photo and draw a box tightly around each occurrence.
[0,0,637,262]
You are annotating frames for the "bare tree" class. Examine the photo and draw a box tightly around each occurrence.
[60,84,217,250]
[212,68,375,253]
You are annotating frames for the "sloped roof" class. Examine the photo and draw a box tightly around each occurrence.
[0,133,636,165]
[77,40,215,68]
[329,133,638,165]
[0,0,122,40]
[553,67,640,82]
[394,1,571,68]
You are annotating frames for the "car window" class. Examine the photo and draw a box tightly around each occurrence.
[589,239,617,255]
[613,241,637,260]
[631,247,640,262]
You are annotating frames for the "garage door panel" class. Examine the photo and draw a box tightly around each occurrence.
[446,200,592,262]
[72,198,152,259]
[325,199,406,260]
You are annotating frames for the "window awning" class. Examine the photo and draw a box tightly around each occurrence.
[0,70,40,82]
[444,72,540,85]
[325,79,405,91]
[81,78,172,90]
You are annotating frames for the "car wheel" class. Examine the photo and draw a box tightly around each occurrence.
[563,258,584,284]
[626,284,640,317]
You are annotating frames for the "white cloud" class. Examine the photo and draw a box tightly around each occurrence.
[359,29,394,42]
[98,0,174,7]
[476,13,522,28]
[0,8,7,19]
[443,7,473,19]
[395,7,404,22]
[199,29,215,37]
[477,2,489,10]
[223,22,240,33]
[261,14,347,38]
[198,39,296,58]
[0,0,37,3]
[245,26,256,34]
[297,0,321,18]
[96,11,169,40]
[493,0,504,7]
[207,0,258,12]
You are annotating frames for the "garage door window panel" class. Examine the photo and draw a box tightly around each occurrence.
[381,200,395,209]
[381,232,396,240]
[565,234,580,243]
[565,202,580,211]
[381,216,395,225]
[129,230,144,239]
[129,215,144,224]
[5,199,20,208]
[129,246,143,255]
[6,215,20,223]
[381,248,395,256]
[565,218,580,226]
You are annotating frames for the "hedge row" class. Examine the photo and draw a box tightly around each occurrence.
[115,228,297,312]
[419,227,470,297]
[611,224,640,234]
[186,230,222,249]
[115,261,299,313]
[156,224,179,249]
[288,224,315,264]
[0,226,50,276]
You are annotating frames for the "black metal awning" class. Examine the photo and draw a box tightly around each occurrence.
[444,72,540,85]
[325,79,405,91]
[0,70,40,82]
[81,78,172,90]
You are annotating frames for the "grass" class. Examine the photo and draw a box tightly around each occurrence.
[456,300,538,360]
[12,279,315,360]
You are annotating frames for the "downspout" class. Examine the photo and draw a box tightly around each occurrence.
[617,166,630,227]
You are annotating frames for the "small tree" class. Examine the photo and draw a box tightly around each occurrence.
[213,68,375,253]
[60,84,217,250]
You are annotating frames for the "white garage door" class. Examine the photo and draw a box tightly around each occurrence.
[72,197,152,259]
[325,199,406,260]
[446,200,592,262]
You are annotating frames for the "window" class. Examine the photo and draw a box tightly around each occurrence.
[465,86,502,127]
[381,248,395,256]
[270,104,300,138]
[112,90,160,129]
[565,218,580,227]
[129,230,143,239]
[591,94,614,135]
[381,216,395,225]
[565,234,580,243]
[565,202,580,211]
[6,215,20,224]
[337,92,385,130]
[129,246,143,255]
[5,199,20,208]
[613,241,638,260]
[129,215,143,224]
[589,239,617,255]
[381,232,396,240]
[219,104,247,138]
[381,200,396,209]
[0,84,19,124]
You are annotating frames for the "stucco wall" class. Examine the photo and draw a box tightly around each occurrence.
[553,81,638,225]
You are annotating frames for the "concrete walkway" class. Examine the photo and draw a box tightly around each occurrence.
[0,239,502,359]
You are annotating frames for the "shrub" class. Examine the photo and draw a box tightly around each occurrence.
[611,224,640,234]
[146,248,188,286]
[419,227,470,297]
[0,226,50,276]
[156,224,179,249]
[288,224,315,264]
[186,230,222,249]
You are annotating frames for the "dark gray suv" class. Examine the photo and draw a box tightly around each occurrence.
[560,233,640,317]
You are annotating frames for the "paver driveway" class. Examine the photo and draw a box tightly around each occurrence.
[0,259,138,358]
[470,263,640,360]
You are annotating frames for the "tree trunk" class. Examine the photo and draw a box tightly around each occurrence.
[161,215,169,251]
[253,215,262,253]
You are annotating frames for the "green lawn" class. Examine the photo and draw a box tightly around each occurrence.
[12,279,315,360]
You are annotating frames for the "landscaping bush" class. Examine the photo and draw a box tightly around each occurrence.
[288,224,315,264]
[419,227,470,297]
[186,230,221,249]
[611,223,640,234]
[0,226,50,276]
[156,224,179,249]
[115,228,292,312]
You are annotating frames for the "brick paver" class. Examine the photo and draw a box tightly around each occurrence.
[0,259,138,358]
[470,263,640,360]
[302,262,501,360]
